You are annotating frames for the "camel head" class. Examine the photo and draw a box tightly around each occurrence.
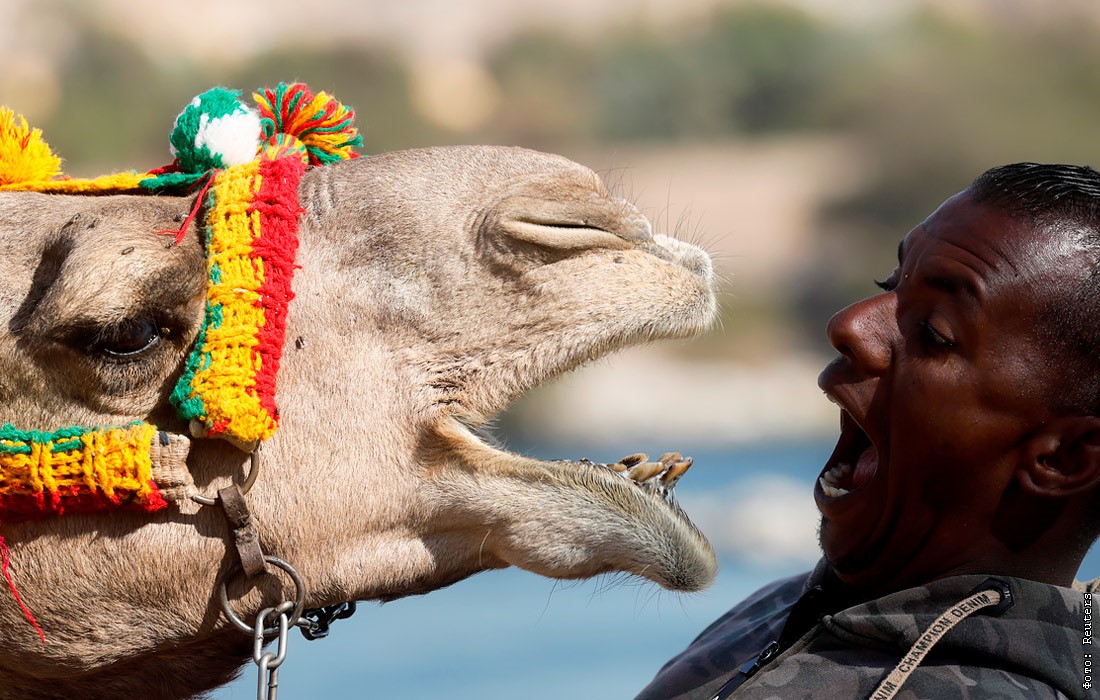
[0,145,717,698]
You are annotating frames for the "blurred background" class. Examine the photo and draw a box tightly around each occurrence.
[5,0,1100,697]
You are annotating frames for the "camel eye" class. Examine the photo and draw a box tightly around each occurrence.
[91,319,162,358]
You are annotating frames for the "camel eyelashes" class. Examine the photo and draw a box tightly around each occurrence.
[490,189,653,254]
[80,319,163,359]
[500,216,634,252]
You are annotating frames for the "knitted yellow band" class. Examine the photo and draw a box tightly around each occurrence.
[0,423,166,520]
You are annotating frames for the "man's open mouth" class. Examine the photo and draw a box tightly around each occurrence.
[818,410,880,499]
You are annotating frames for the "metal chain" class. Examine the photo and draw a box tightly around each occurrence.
[253,602,292,700]
[298,601,357,641]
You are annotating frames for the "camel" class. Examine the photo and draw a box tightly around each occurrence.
[0,144,718,699]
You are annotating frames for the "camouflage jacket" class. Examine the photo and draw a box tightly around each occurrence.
[635,559,1088,699]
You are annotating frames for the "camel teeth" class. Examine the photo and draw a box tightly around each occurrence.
[575,451,695,491]
[660,458,693,485]
[628,462,664,483]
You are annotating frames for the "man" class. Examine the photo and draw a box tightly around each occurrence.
[636,163,1096,699]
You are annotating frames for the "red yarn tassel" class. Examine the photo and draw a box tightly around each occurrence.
[0,534,45,646]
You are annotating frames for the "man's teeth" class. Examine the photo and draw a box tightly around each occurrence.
[819,462,852,498]
[819,481,849,498]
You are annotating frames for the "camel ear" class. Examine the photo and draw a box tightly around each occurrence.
[1018,415,1100,497]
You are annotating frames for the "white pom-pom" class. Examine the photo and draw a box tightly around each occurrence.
[193,107,262,167]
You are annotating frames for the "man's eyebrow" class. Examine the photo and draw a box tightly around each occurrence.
[926,275,966,295]
[922,269,982,304]
[897,239,904,264]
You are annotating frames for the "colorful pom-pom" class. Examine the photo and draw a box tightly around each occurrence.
[168,88,261,174]
[254,83,363,166]
[0,108,62,187]
[262,133,310,163]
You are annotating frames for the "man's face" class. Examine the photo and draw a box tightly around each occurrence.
[815,189,1090,592]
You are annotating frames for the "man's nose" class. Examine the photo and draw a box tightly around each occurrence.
[825,293,895,374]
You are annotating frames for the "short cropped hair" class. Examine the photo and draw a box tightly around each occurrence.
[970,163,1100,224]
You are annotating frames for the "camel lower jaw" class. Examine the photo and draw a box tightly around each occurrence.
[425,418,718,592]
[539,455,719,592]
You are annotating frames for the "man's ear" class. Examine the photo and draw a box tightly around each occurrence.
[1019,415,1100,497]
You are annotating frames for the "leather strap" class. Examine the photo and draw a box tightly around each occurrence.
[218,484,268,578]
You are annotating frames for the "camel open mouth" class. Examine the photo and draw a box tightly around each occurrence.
[455,417,700,499]
[434,384,717,593]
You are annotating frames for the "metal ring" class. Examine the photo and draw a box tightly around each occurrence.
[191,449,262,506]
[218,555,307,635]
[239,449,261,495]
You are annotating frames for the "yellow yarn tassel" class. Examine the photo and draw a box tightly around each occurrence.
[0,108,62,188]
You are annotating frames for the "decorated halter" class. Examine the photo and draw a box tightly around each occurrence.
[0,83,362,643]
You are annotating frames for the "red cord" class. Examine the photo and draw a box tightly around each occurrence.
[0,535,45,646]
[155,171,219,246]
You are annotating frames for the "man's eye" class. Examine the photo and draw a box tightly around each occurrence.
[919,321,955,349]
[874,277,897,292]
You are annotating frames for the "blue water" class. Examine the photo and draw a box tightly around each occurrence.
[213,437,1100,699]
